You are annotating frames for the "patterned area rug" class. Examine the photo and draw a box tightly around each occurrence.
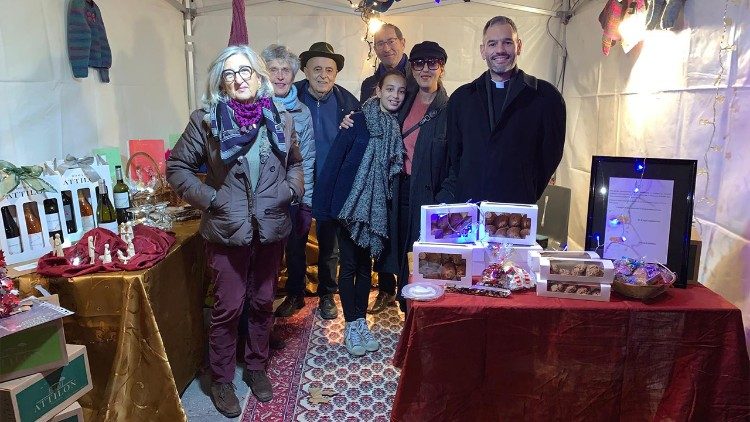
[241,293,404,421]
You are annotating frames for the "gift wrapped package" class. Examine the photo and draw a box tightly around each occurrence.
[411,241,485,286]
[536,279,611,302]
[539,257,614,285]
[528,250,600,273]
[45,155,114,244]
[1,162,64,265]
[419,203,479,244]
[479,202,538,246]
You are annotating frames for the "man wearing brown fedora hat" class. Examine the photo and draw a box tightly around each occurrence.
[277,42,359,321]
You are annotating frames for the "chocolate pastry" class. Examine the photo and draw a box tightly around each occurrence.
[585,264,604,277]
[509,213,522,227]
[485,225,497,235]
[522,217,532,229]
[440,262,457,280]
[437,214,449,230]
[485,212,496,226]
[550,264,561,274]
[575,286,590,295]
[431,228,444,239]
[506,227,521,238]
[519,228,530,238]
[496,214,509,228]
[571,264,587,276]
[590,287,601,296]
[558,268,571,276]
[495,227,508,237]
[448,213,464,228]
[550,282,563,292]
[564,284,578,293]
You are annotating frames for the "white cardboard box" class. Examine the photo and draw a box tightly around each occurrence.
[537,279,611,302]
[419,203,479,244]
[539,257,615,285]
[528,250,600,273]
[0,174,64,265]
[412,241,485,286]
[45,156,114,244]
[479,202,538,246]
[50,401,83,422]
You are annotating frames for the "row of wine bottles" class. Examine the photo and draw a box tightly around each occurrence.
[1,165,131,255]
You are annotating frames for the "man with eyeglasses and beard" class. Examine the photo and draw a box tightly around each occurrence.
[439,16,566,205]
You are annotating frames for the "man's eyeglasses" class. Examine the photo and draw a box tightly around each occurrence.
[222,66,254,83]
[375,38,401,50]
[410,59,443,71]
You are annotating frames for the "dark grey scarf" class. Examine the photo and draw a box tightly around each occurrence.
[338,97,405,258]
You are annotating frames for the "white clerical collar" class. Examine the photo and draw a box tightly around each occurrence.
[493,80,507,88]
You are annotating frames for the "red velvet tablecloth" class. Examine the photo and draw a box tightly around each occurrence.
[392,285,750,421]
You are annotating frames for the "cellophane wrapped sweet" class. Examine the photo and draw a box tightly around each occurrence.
[613,258,668,286]
[0,250,20,318]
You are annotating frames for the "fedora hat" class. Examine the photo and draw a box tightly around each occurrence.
[299,42,345,71]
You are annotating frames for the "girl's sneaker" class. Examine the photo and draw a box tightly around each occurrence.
[356,318,380,352]
[344,321,366,357]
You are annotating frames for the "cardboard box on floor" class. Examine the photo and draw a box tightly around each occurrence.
[0,344,92,422]
[0,296,72,383]
[50,401,83,422]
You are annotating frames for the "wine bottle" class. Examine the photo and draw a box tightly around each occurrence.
[43,198,64,243]
[96,180,118,232]
[2,206,22,254]
[78,190,96,232]
[23,203,44,251]
[62,191,77,233]
[113,165,131,224]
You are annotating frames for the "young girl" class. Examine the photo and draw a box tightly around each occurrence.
[312,70,407,356]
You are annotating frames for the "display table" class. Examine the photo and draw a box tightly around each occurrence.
[18,220,206,422]
[392,285,750,421]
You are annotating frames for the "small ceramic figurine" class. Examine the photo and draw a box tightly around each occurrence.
[54,234,64,258]
[127,239,135,259]
[116,249,129,265]
[100,244,112,264]
[88,236,96,265]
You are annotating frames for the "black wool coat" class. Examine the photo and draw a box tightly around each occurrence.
[378,86,450,275]
[439,69,566,205]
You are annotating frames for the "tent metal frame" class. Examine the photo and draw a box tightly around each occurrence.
[161,0,587,108]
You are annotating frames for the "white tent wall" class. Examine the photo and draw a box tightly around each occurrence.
[191,0,565,101]
[559,0,750,348]
[0,0,189,166]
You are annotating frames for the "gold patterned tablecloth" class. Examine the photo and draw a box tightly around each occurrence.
[18,220,206,422]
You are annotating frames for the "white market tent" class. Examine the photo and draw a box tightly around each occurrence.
[1,0,748,349]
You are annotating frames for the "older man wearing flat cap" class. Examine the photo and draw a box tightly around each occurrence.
[278,42,359,321]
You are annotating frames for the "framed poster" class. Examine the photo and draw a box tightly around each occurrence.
[584,156,697,288]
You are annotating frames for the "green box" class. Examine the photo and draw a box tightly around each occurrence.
[0,297,70,383]
[0,344,92,422]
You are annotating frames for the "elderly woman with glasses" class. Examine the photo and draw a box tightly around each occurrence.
[167,44,303,416]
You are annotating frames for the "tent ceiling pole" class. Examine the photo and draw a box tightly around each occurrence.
[279,0,357,14]
[470,0,557,17]
[163,0,188,14]
[184,0,197,111]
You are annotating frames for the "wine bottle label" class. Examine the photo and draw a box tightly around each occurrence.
[64,204,73,221]
[114,192,130,209]
[29,232,44,250]
[6,236,22,254]
[82,215,95,232]
[99,221,119,233]
[46,213,62,231]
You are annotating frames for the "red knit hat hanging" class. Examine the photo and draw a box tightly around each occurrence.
[228,0,249,46]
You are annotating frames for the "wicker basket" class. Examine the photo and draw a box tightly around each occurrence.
[611,263,676,300]
[124,151,182,207]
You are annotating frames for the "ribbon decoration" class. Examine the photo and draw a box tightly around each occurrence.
[54,154,104,183]
[0,160,56,198]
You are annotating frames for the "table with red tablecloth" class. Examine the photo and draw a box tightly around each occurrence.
[392,285,750,421]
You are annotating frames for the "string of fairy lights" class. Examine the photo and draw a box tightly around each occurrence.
[697,0,737,207]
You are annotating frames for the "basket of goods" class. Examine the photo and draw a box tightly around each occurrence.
[124,152,181,207]
[612,258,676,299]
